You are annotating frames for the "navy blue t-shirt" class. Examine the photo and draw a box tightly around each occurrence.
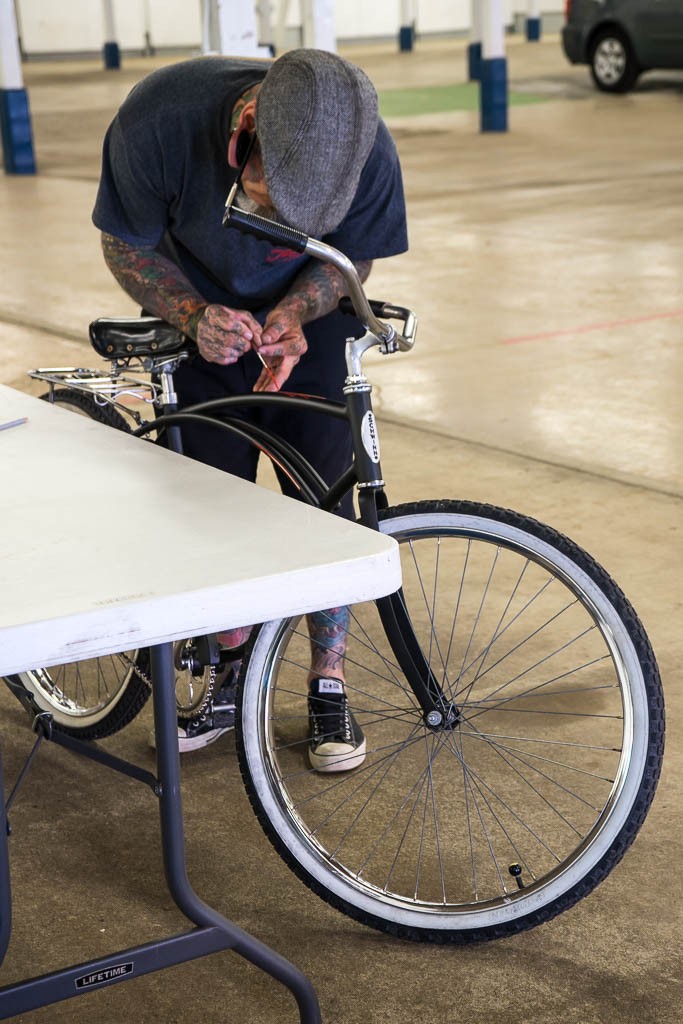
[92,57,408,311]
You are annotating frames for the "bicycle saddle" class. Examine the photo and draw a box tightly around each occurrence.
[89,317,192,359]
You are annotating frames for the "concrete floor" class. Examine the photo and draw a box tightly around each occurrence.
[0,35,681,1024]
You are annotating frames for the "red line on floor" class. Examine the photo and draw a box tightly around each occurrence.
[500,309,683,345]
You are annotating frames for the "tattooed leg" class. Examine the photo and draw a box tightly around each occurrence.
[217,626,252,650]
[307,606,349,684]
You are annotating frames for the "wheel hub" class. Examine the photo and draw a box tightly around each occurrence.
[595,39,625,85]
[424,702,460,730]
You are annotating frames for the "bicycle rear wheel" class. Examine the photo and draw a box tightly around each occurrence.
[5,391,220,737]
[6,654,150,739]
[236,500,664,942]
[2,388,151,738]
[40,386,132,432]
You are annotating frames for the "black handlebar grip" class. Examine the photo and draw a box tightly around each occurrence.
[339,297,390,318]
[224,206,309,253]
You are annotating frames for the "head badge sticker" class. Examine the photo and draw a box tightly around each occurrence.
[361,410,380,464]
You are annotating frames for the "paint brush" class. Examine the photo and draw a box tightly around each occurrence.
[255,349,279,389]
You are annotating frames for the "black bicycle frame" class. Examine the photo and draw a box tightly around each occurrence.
[137,386,453,723]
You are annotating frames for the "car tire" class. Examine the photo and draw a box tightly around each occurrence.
[589,29,640,93]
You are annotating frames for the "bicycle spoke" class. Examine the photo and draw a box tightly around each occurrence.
[466,732,616,784]
[459,719,599,825]
[292,730,427,863]
[456,727,480,901]
[455,546,501,702]
[458,573,554,686]
[405,539,454,691]
[239,504,661,940]
[457,621,598,711]
[460,558,532,687]
[463,655,613,717]
[454,732,534,893]
[276,656,416,715]
[442,728,565,862]
[326,725,425,863]
[282,731,425,795]
[441,538,471,699]
[355,733,446,880]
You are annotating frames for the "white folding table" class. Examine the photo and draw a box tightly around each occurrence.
[0,385,401,1021]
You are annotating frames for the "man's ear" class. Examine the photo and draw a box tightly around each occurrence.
[228,100,258,168]
[228,128,251,168]
[239,99,257,132]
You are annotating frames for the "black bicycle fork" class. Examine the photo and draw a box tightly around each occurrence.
[0,643,321,1022]
[346,387,459,731]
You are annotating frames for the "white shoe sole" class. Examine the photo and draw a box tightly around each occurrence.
[309,738,366,773]
[149,724,234,753]
[177,724,234,753]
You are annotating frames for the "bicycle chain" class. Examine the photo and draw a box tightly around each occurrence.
[190,664,217,719]
[121,651,152,689]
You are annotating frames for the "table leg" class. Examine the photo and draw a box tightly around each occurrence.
[150,642,322,1024]
[0,643,322,1022]
[0,755,12,967]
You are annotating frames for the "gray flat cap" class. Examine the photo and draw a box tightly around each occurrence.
[256,49,379,238]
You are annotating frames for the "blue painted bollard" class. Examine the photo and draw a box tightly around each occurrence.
[468,41,482,81]
[398,25,414,52]
[480,57,508,133]
[0,88,36,174]
[103,40,120,69]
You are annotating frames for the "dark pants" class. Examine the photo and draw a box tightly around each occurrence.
[174,307,360,520]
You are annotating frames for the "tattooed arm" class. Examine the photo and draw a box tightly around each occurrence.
[101,232,262,365]
[254,259,372,392]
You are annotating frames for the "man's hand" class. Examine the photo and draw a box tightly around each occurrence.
[253,306,308,391]
[196,304,263,365]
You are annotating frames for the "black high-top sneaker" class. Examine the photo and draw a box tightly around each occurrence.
[307,677,366,772]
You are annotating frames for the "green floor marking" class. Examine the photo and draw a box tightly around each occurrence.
[378,82,547,117]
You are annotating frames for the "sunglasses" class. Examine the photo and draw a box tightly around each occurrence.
[222,132,257,227]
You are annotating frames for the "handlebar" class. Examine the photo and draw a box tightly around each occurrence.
[223,205,416,352]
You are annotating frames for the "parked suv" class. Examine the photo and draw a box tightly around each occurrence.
[562,0,683,92]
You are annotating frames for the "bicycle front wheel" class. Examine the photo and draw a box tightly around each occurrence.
[237,500,664,943]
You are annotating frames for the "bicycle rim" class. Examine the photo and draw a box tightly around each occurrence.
[14,651,146,732]
[237,501,663,940]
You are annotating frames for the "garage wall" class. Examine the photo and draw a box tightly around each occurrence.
[16,0,202,53]
[15,1,565,57]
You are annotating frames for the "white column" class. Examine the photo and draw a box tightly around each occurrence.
[0,0,23,89]
[399,0,416,52]
[480,0,507,133]
[468,0,483,80]
[471,0,483,44]
[274,0,292,54]
[401,0,417,26]
[481,0,505,59]
[0,0,36,173]
[256,0,275,51]
[142,0,154,55]
[201,0,214,52]
[102,0,116,40]
[102,0,120,69]
[526,0,542,41]
[204,0,271,57]
[301,0,336,52]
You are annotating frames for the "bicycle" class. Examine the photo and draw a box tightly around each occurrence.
[4,205,664,945]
